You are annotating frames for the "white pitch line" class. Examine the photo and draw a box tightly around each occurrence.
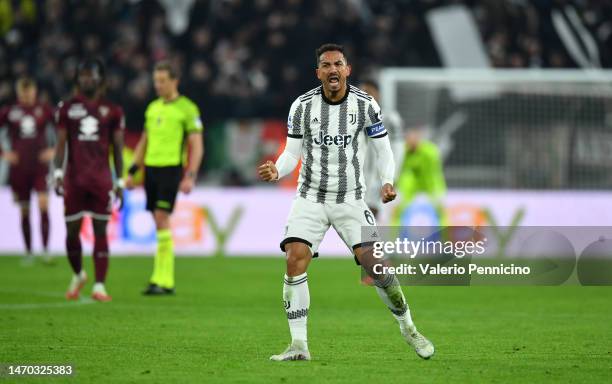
[0,288,65,298]
[0,289,96,309]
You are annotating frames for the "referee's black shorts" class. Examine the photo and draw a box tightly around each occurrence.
[144,165,183,213]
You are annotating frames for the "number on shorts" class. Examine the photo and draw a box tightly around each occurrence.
[364,210,375,225]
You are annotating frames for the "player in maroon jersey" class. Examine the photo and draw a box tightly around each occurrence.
[52,59,124,302]
[0,77,55,264]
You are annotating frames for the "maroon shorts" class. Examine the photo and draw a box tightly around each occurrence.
[64,178,114,222]
[9,165,48,203]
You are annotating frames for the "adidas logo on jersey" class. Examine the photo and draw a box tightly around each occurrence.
[312,131,352,148]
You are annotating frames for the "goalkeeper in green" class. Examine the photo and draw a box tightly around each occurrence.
[394,129,447,225]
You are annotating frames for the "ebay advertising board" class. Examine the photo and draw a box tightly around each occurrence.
[0,187,610,257]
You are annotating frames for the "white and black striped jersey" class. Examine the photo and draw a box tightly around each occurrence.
[287,85,388,204]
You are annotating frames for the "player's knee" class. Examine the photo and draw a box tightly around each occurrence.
[38,197,49,211]
[153,210,170,229]
[353,244,380,278]
[285,242,312,272]
[92,219,108,237]
[66,222,81,239]
[20,206,30,216]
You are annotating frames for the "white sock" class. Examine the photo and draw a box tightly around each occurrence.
[375,275,416,334]
[92,282,106,294]
[69,270,87,290]
[283,273,310,348]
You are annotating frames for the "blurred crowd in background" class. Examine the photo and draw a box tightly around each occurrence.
[1,0,612,131]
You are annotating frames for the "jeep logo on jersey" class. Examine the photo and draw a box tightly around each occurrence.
[312,131,352,148]
[78,116,100,141]
[19,116,36,138]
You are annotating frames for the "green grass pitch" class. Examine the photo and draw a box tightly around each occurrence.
[0,255,611,383]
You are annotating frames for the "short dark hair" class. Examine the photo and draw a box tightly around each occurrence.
[154,61,180,79]
[315,43,347,66]
[77,58,106,80]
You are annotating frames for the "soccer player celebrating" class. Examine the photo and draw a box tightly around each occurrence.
[126,61,204,296]
[258,44,434,361]
[0,77,55,264]
[53,59,124,302]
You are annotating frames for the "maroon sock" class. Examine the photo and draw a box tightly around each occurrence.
[93,235,109,283]
[21,212,31,253]
[66,235,82,274]
[41,211,50,251]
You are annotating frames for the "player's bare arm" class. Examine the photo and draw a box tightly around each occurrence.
[0,124,16,164]
[38,147,54,163]
[0,121,19,165]
[132,131,147,167]
[0,123,18,164]
[52,129,67,196]
[179,132,203,194]
[2,150,18,165]
[126,132,147,189]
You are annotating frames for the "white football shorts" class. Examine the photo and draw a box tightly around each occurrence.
[280,196,377,257]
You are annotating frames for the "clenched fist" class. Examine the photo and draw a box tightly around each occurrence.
[2,151,18,165]
[381,183,396,203]
[258,160,279,182]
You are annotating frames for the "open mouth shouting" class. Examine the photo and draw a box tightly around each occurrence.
[328,74,341,89]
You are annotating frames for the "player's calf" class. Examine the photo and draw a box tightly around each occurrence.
[40,210,50,256]
[374,275,435,359]
[66,220,83,274]
[360,245,435,360]
[272,242,312,361]
[19,205,32,256]
[284,242,312,276]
